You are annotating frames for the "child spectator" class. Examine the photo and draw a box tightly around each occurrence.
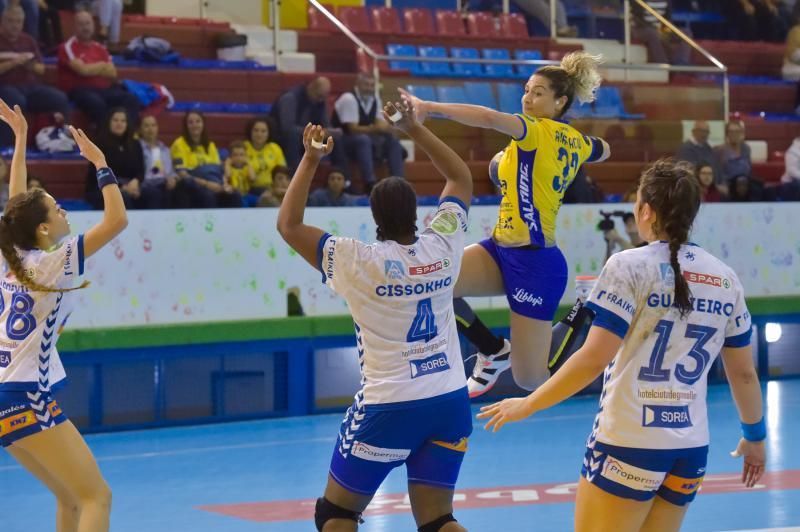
[696,163,725,202]
[139,114,177,209]
[225,140,258,206]
[308,167,358,207]
[257,165,290,207]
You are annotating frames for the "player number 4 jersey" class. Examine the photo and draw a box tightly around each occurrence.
[585,242,751,450]
[0,235,85,392]
[318,199,468,406]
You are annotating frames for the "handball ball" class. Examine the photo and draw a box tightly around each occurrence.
[489,150,504,188]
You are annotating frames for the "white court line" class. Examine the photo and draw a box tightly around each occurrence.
[718,528,800,532]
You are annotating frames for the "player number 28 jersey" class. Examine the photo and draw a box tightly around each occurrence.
[585,242,752,450]
[318,199,468,406]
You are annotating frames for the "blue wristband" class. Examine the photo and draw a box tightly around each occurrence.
[96,167,118,189]
[741,417,767,442]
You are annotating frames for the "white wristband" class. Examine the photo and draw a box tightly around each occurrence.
[388,110,403,123]
[311,139,324,150]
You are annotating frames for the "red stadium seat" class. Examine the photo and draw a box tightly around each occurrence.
[307,4,338,32]
[356,42,391,74]
[499,13,528,39]
[466,12,500,38]
[435,10,466,37]
[339,6,371,34]
[369,6,401,34]
[402,8,435,36]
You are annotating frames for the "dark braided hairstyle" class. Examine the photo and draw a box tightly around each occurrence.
[369,177,418,242]
[0,189,88,293]
[638,158,701,318]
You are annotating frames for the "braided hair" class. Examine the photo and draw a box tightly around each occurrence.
[369,177,418,242]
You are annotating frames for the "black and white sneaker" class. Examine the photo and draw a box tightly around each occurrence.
[466,339,511,398]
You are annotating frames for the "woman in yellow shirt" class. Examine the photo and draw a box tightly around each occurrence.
[401,52,611,397]
[244,116,287,194]
[170,111,242,208]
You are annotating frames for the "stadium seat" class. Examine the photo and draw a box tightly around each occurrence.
[499,13,529,39]
[497,82,520,114]
[387,43,419,73]
[356,42,390,74]
[406,84,437,102]
[436,85,469,104]
[466,12,500,38]
[435,10,466,36]
[402,8,435,36]
[451,47,485,78]
[464,81,497,109]
[307,4,338,32]
[482,48,515,79]
[338,6,371,33]
[369,6,402,34]
[593,86,644,119]
[514,49,542,79]
[418,46,453,77]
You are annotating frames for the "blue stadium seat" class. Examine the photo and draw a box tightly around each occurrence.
[496,82,520,114]
[481,48,515,79]
[387,43,420,73]
[514,49,542,79]
[450,47,485,78]
[464,81,496,109]
[436,85,469,104]
[417,46,453,77]
[593,86,644,119]
[406,84,437,102]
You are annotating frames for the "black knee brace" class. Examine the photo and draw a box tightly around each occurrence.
[418,513,457,532]
[314,497,363,531]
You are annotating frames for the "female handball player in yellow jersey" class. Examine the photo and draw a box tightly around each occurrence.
[400,51,611,397]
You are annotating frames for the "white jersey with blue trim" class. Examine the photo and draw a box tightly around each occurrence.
[0,235,84,392]
[585,241,751,450]
[318,199,468,406]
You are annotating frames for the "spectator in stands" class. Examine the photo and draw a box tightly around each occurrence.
[225,140,259,206]
[714,120,750,196]
[696,162,725,202]
[171,110,242,208]
[783,10,800,89]
[727,174,764,201]
[562,166,604,203]
[244,116,287,197]
[57,8,139,127]
[780,135,800,199]
[676,120,716,169]
[86,107,145,209]
[271,76,346,171]
[332,73,405,193]
[0,4,70,147]
[257,165,290,207]
[512,0,577,37]
[27,174,44,191]
[604,213,645,251]
[0,0,38,39]
[308,167,359,207]
[138,114,177,209]
[94,0,122,46]
[631,0,690,65]
[728,0,786,42]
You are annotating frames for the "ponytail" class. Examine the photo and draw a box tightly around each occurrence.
[535,51,604,117]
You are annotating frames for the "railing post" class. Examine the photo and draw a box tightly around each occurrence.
[624,0,631,83]
[272,0,281,72]
[550,0,557,39]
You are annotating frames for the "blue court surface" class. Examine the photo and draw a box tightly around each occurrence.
[1,380,799,532]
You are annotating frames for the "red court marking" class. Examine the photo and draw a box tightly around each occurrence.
[198,469,800,523]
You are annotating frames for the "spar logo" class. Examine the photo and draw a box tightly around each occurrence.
[683,271,731,289]
[409,258,451,276]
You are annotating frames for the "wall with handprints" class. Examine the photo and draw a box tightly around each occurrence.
[62,204,800,328]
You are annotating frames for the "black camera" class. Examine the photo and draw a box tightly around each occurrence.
[597,210,629,232]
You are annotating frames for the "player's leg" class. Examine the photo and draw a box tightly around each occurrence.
[641,445,706,532]
[317,475,373,532]
[453,242,505,298]
[408,484,465,532]
[10,421,111,532]
[508,311,553,390]
[574,476,654,532]
[639,496,690,532]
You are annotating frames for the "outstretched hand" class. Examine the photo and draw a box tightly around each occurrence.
[302,123,334,160]
[0,99,28,139]
[397,88,429,124]
[730,438,766,488]
[382,100,419,133]
[69,126,107,168]
[476,397,535,432]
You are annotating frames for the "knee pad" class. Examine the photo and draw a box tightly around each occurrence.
[314,497,363,531]
[418,513,457,532]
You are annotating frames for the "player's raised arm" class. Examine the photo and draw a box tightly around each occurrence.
[0,99,28,198]
[72,127,129,258]
[384,100,472,209]
[276,123,330,270]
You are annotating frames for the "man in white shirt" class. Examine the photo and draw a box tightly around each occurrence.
[332,73,405,192]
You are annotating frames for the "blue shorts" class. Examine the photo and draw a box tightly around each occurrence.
[581,441,708,506]
[0,389,68,447]
[479,238,568,321]
[330,387,472,496]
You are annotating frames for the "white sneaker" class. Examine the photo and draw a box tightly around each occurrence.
[466,339,511,398]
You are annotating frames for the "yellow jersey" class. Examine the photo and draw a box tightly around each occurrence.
[170,137,221,170]
[245,141,287,189]
[227,164,253,194]
[493,114,604,248]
